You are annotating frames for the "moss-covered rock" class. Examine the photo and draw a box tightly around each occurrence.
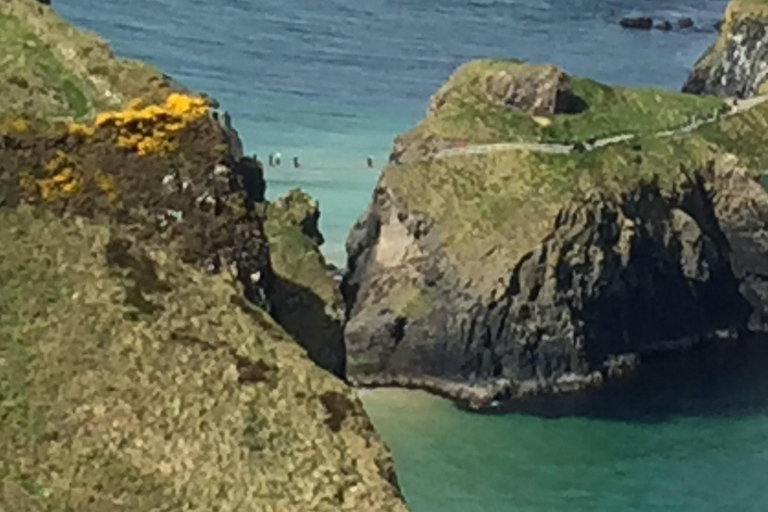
[344,58,768,409]
[265,189,346,378]
[0,207,406,512]
[683,0,768,97]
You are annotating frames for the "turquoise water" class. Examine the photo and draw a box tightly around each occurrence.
[58,0,726,265]
[53,1,768,510]
[363,340,768,511]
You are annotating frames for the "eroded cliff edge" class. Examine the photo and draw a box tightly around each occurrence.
[0,1,405,510]
[344,54,768,409]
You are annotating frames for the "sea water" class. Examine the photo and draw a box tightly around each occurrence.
[54,0,768,510]
[58,0,726,265]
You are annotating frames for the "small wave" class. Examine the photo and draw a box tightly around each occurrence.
[468,0,551,11]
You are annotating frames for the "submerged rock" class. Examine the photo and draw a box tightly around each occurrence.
[620,17,653,30]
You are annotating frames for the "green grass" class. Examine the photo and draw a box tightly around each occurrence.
[385,116,735,277]
[0,12,93,119]
[0,0,177,124]
[402,59,726,147]
[265,190,342,312]
[0,207,406,512]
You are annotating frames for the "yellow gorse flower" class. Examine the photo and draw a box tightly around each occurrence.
[94,93,209,156]
[36,151,82,202]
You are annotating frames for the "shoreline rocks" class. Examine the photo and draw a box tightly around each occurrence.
[619,15,701,32]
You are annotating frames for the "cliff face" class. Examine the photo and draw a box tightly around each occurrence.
[683,0,768,98]
[344,59,768,409]
[0,1,406,510]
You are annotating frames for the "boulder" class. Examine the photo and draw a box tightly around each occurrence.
[482,66,573,116]
[656,20,673,31]
[678,17,695,29]
[620,17,653,30]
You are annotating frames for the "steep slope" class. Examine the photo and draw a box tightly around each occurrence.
[344,59,768,409]
[0,207,406,512]
[0,0,406,508]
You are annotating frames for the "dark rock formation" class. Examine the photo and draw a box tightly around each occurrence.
[678,17,695,29]
[656,21,673,31]
[343,156,768,409]
[683,9,768,97]
[620,17,653,30]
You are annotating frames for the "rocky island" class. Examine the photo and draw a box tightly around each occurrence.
[0,1,406,510]
[343,1,768,410]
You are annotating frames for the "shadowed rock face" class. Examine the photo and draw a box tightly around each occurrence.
[683,17,768,98]
[343,156,767,409]
[265,189,347,378]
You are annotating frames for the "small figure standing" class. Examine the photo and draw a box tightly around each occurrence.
[274,152,282,167]
[293,156,301,168]
[268,153,275,167]
[366,155,374,168]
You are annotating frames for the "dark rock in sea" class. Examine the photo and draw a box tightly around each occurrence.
[656,21,673,31]
[715,20,724,32]
[620,17,653,30]
[678,17,695,29]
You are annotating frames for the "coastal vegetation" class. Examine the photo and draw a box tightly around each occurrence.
[398,59,727,150]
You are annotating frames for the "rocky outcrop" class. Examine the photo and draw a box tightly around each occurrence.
[265,189,346,378]
[682,0,768,97]
[345,58,768,410]
[344,158,765,408]
[476,66,572,116]
[709,154,768,330]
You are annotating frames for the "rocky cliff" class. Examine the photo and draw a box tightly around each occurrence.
[682,0,768,97]
[0,1,407,510]
[344,58,768,409]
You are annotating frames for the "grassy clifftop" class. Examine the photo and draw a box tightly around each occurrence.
[396,59,725,151]
[385,59,768,281]
[0,0,176,121]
